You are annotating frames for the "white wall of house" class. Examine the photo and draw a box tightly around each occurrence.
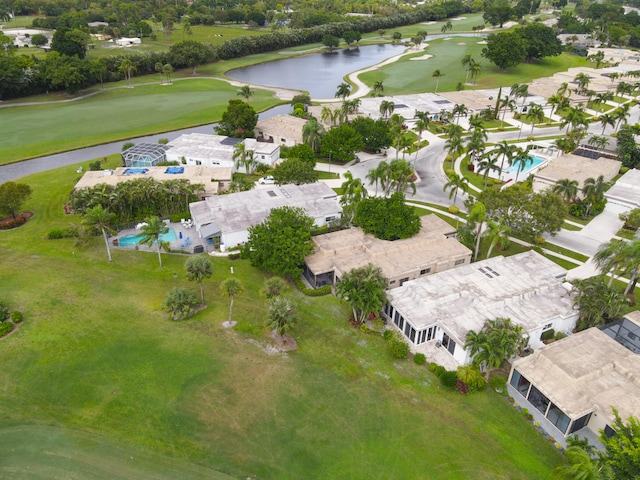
[165,152,235,171]
[527,315,578,350]
[221,230,249,249]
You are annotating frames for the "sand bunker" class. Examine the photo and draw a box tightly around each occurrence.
[457,42,466,45]
[410,54,433,61]
[451,16,467,20]
[477,41,488,44]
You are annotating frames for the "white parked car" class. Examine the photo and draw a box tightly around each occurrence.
[258,175,275,185]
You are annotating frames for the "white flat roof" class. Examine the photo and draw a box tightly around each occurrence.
[605,168,640,210]
[387,251,574,344]
[190,182,341,234]
[166,133,238,161]
[512,317,640,421]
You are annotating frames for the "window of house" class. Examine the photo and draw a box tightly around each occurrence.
[543,323,553,331]
[196,160,202,165]
[455,259,465,265]
[325,216,336,222]
[569,413,592,434]
[399,277,409,286]
[281,138,286,143]
[510,369,531,398]
[547,403,570,434]
[390,280,395,285]
[420,268,431,275]
[527,386,550,415]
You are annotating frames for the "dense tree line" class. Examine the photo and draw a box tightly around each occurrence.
[0,0,469,99]
[69,177,202,223]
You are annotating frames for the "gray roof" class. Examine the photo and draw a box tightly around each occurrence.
[386,251,574,344]
[605,168,640,210]
[512,311,640,421]
[190,183,340,234]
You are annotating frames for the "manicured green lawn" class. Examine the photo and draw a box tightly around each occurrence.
[359,38,587,96]
[0,160,564,479]
[0,79,282,165]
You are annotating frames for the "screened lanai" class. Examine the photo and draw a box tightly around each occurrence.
[122,143,170,167]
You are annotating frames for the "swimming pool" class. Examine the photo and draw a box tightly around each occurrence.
[118,228,177,247]
[165,167,184,174]
[123,168,149,175]
[502,155,546,175]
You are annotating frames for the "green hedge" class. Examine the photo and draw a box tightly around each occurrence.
[294,278,331,296]
[0,322,14,337]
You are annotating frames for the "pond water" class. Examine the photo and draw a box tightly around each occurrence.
[227,34,485,98]
[227,44,406,98]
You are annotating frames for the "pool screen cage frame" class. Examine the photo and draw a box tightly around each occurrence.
[122,143,171,167]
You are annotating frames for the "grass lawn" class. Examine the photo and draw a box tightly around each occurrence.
[0,79,282,165]
[0,159,564,479]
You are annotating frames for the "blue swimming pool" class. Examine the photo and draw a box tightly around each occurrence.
[119,228,177,247]
[503,155,546,175]
[165,167,184,174]
[124,168,149,175]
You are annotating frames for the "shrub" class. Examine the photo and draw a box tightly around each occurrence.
[448,206,459,214]
[434,365,446,377]
[388,337,410,359]
[555,331,567,340]
[228,253,241,260]
[11,311,24,323]
[548,437,555,443]
[122,142,135,152]
[508,396,515,403]
[555,442,563,450]
[88,160,102,171]
[0,302,9,322]
[489,374,507,393]
[428,362,438,372]
[413,353,426,365]
[158,138,169,144]
[0,322,13,337]
[47,228,65,239]
[533,420,540,427]
[621,166,629,174]
[169,213,191,223]
[439,370,458,388]
[47,225,79,239]
[383,329,394,341]
[540,328,555,341]
[521,408,529,416]
[294,277,331,297]
[533,236,546,245]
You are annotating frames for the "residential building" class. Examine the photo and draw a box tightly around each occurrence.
[605,168,640,212]
[508,311,640,443]
[165,133,239,170]
[383,251,577,366]
[243,138,280,168]
[74,166,232,198]
[189,182,341,249]
[255,115,306,146]
[303,215,471,289]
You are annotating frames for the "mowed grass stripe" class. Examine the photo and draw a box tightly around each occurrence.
[0,79,281,165]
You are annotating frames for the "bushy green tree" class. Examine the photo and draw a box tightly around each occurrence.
[283,144,316,166]
[272,158,318,185]
[0,181,32,220]
[243,206,314,278]
[517,23,562,62]
[616,124,640,168]
[354,192,420,241]
[215,100,258,138]
[320,124,364,163]
[482,31,527,71]
[349,117,392,153]
[51,27,89,58]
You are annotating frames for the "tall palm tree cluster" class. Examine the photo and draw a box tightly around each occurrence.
[70,178,203,223]
[365,159,416,197]
[465,318,525,380]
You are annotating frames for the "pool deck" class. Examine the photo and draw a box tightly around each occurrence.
[113,221,206,254]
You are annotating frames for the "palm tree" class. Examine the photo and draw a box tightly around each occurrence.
[466,126,487,161]
[162,63,173,84]
[465,318,524,379]
[484,220,511,259]
[574,72,590,94]
[185,255,213,306]
[444,133,464,169]
[237,85,254,100]
[461,54,473,84]
[387,159,416,195]
[232,142,249,172]
[594,239,628,288]
[302,117,324,153]
[552,178,579,203]
[561,105,587,134]
[526,103,545,135]
[443,173,469,206]
[468,202,486,261]
[440,20,452,34]
[498,96,516,127]
[221,278,244,323]
[366,161,389,196]
[413,118,430,164]
[510,147,533,184]
[83,205,116,262]
[139,216,169,267]
[388,113,405,160]
[552,446,604,480]
[372,81,384,96]
[469,60,481,86]
[587,135,608,151]
[492,141,516,180]
[598,112,616,135]
[379,100,394,120]
[476,154,501,188]
[266,296,297,340]
[452,103,468,124]
[335,82,351,101]
[592,91,613,111]
[118,57,136,86]
[432,69,445,93]
[612,103,631,132]
[398,133,414,161]
[320,106,333,125]
[340,171,368,224]
[582,175,606,206]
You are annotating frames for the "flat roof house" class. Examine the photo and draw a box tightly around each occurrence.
[605,168,640,211]
[244,138,281,168]
[303,215,472,289]
[165,133,240,170]
[74,166,233,198]
[255,115,306,147]
[508,311,640,443]
[189,183,341,249]
[383,251,577,366]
